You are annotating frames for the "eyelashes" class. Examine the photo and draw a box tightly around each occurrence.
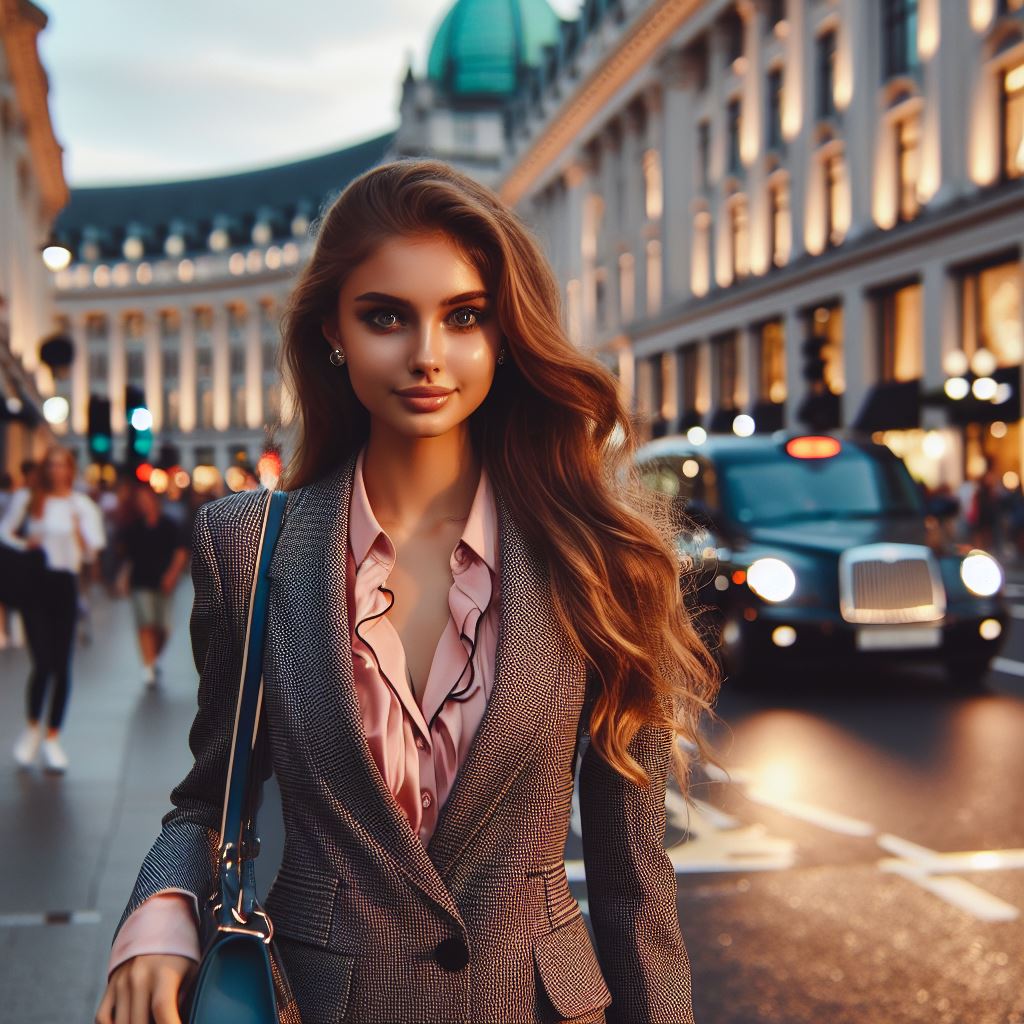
[357,306,490,333]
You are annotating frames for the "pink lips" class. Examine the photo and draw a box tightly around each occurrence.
[395,386,454,412]
[395,386,454,397]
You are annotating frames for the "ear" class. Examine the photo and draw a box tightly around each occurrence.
[321,317,339,349]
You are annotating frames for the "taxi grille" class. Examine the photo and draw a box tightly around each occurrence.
[839,545,945,624]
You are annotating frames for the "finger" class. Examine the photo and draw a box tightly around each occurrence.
[152,972,184,1024]
[128,963,154,1024]
[112,973,132,1024]
[95,982,115,1024]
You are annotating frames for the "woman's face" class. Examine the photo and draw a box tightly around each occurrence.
[326,232,502,440]
[45,452,74,490]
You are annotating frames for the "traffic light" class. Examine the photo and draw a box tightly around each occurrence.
[796,331,841,430]
[124,385,152,465]
[87,396,112,463]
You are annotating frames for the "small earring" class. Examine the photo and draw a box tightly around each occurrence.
[497,349,506,365]
[329,348,346,366]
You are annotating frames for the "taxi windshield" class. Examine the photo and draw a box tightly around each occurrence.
[721,449,925,525]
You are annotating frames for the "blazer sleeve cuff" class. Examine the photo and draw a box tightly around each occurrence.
[107,889,201,981]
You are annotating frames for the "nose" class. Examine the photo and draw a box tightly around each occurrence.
[409,320,445,375]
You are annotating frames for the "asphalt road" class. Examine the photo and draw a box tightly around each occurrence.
[1,575,1022,1024]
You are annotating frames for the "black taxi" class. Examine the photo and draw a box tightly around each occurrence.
[636,430,1009,689]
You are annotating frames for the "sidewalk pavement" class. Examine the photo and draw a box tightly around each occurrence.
[0,584,285,1024]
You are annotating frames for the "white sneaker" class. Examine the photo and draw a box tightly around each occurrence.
[143,664,157,687]
[13,724,42,768]
[41,736,69,773]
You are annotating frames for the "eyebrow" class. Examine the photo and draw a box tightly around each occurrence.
[352,290,491,307]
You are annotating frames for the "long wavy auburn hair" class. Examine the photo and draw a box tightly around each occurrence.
[279,158,723,799]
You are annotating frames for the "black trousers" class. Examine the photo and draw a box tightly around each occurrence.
[22,570,78,731]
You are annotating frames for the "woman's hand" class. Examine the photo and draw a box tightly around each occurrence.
[95,953,197,1024]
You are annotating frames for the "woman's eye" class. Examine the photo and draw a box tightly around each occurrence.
[364,309,402,330]
[449,307,485,329]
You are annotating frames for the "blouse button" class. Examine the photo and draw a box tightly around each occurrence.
[421,790,433,809]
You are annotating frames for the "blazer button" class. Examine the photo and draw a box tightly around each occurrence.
[434,936,469,971]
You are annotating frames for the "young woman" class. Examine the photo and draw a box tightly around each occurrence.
[96,159,722,1024]
[1,445,105,772]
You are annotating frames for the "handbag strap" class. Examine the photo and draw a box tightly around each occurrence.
[214,488,287,933]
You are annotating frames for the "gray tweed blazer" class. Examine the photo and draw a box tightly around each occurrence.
[112,451,695,1024]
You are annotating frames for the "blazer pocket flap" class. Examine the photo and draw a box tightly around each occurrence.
[533,915,613,1020]
[264,868,339,949]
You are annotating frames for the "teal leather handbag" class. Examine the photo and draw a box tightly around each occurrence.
[178,490,297,1023]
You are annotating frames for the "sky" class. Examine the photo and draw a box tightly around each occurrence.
[36,1,583,188]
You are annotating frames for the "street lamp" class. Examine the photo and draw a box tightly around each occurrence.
[40,233,72,272]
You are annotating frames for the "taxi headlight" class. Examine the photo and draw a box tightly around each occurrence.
[746,557,797,602]
[960,551,1003,597]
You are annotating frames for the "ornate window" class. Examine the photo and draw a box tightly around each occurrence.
[882,0,919,80]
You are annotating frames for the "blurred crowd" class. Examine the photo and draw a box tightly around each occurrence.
[919,468,1024,564]
[0,447,266,774]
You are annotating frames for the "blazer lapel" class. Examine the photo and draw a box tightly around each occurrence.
[426,483,568,878]
[266,451,568,915]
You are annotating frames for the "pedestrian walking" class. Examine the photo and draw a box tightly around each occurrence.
[0,445,106,772]
[117,482,190,687]
[97,159,723,1024]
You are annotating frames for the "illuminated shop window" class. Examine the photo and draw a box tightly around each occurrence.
[713,331,739,409]
[960,258,1023,367]
[678,343,701,416]
[876,280,924,382]
[1002,62,1024,180]
[759,320,787,403]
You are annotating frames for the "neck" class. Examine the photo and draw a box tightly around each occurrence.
[361,425,479,538]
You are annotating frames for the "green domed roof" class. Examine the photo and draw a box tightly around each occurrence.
[426,0,562,97]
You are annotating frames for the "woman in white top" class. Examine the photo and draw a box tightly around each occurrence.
[0,445,105,772]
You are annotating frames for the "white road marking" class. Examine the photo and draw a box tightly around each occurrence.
[569,784,795,876]
[991,656,1024,677]
[876,833,1022,921]
[876,834,1024,873]
[0,910,101,927]
[743,787,876,837]
[879,861,1020,922]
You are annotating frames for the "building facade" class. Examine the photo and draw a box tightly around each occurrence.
[0,0,68,475]
[48,0,1024,492]
[500,0,1024,490]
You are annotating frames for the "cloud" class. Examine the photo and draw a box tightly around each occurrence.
[38,0,583,186]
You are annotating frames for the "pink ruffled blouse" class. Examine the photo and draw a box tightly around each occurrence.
[107,448,500,979]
